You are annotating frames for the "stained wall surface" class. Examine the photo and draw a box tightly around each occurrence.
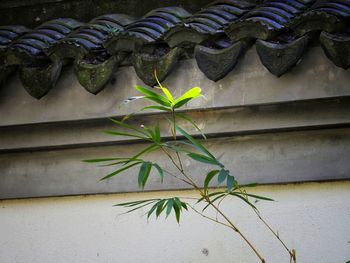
[0,182,349,263]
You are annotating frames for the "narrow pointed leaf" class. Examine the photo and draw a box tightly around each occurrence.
[141,105,171,112]
[175,113,206,139]
[156,200,167,217]
[154,71,174,103]
[229,193,258,210]
[204,170,219,191]
[123,144,159,166]
[176,125,216,161]
[174,87,201,108]
[103,130,148,140]
[202,193,226,212]
[138,162,152,189]
[174,197,183,212]
[227,175,235,191]
[173,200,181,223]
[235,192,274,201]
[188,152,219,165]
[197,191,225,203]
[135,85,171,107]
[152,163,164,182]
[114,198,159,207]
[166,199,174,217]
[83,157,127,163]
[148,201,161,219]
[100,161,142,180]
[154,123,161,142]
[218,169,229,184]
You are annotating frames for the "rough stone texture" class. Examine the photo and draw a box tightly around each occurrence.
[1,128,350,199]
[0,45,349,199]
[0,46,349,126]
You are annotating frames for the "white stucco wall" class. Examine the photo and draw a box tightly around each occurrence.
[1,181,349,263]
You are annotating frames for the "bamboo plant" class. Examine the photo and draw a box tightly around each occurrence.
[84,77,296,263]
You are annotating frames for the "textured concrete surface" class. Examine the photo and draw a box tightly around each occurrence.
[0,181,349,263]
[1,46,349,126]
[1,97,349,151]
[1,128,349,199]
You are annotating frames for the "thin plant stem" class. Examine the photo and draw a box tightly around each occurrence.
[163,146,266,263]
[188,203,232,229]
[253,209,296,263]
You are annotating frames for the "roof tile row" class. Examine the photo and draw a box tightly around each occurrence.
[0,0,349,99]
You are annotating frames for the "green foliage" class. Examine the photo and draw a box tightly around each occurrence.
[84,79,301,263]
[85,83,272,224]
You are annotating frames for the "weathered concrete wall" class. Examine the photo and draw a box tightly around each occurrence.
[0,46,349,199]
[0,182,349,263]
[1,47,349,126]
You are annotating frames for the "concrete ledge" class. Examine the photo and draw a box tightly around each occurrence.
[1,128,349,199]
[1,97,350,151]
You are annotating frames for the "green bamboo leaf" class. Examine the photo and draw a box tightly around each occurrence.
[218,169,229,184]
[152,163,164,183]
[229,193,258,210]
[154,71,174,103]
[98,159,143,167]
[141,105,171,112]
[124,200,157,214]
[197,191,226,203]
[202,193,226,212]
[144,96,172,107]
[147,200,162,219]
[134,85,171,107]
[181,202,188,210]
[123,144,159,166]
[103,130,148,140]
[156,200,167,217]
[173,200,181,223]
[175,125,217,162]
[143,126,156,141]
[235,192,274,201]
[174,197,183,212]
[204,170,219,191]
[83,157,127,163]
[154,122,161,142]
[138,162,152,189]
[114,199,159,207]
[187,152,219,165]
[173,97,192,108]
[174,87,202,108]
[100,161,142,181]
[166,198,174,217]
[227,175,235,191]
[175,113,206,139]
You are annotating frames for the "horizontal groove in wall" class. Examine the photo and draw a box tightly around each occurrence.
[1,127,349,199]
[1,97,350,152]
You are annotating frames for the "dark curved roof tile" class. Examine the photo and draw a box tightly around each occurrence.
[164,0,254,48]
[225,0,315,41]
[0,25,29,54]
[6,18,82,66]
[288,0,350,36]
[46,14,135,61]
[104,7,191,53]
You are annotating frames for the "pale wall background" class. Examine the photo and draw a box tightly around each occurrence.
[1,181,349,263]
